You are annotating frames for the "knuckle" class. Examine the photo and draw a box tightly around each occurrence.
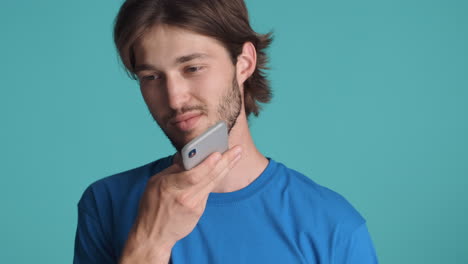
[176,197,202,216]
[186,173,200,185]
[218,155,230,168]
[158,182,171,198]
[175,193,188,207]
[208,152,221,166]
[175,193,196,209]
[158,176,171,190]
[145,178,161,195]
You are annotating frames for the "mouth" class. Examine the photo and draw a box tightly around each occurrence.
[170,112,203,132]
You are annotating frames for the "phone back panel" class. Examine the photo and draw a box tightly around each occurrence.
[181,121,228,170]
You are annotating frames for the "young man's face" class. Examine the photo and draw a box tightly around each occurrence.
[133,24,242,152]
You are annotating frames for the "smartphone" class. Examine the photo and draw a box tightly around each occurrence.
[181,121,229,170]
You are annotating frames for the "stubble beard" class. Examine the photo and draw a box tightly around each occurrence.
[153,74,242,152]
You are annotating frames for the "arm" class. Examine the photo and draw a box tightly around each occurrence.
[73,199,173,264]
[74,147,242,264]
[118,229,173,264]
[117,147,242,263]
[73,206,115,264]
[332,223,379,264]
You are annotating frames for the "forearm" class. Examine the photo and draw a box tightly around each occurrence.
[119,232,174,264]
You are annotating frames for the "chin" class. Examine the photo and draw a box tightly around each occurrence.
[184,119,213,140]
[168,118,212,151]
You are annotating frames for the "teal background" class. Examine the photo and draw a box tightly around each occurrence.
[1,0,467,263]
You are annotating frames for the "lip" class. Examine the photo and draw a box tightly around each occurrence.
[170,112,202,124]
[170,112,202,131]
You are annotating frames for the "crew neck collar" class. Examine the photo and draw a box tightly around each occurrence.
[206,157,276,205]
[153,156,277,206]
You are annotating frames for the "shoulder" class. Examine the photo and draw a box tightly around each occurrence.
[77,155,173,215]
[271,159,366,232]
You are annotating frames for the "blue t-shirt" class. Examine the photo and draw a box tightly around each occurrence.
[74,156,378,263]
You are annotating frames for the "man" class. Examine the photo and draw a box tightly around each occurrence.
[74,0,379,263]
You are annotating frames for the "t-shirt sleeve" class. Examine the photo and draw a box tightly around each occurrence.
[333,222,379,264]
[73,186,116,264]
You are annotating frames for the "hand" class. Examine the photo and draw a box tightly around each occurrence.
[119,146,242,263]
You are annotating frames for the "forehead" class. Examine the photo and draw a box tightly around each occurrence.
[133,24,230,66]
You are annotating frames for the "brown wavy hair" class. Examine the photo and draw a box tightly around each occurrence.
[113,0,273,118]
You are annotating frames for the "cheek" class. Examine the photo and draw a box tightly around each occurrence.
[140,88,166,117]
[197,82,222,113]
[197,72,231,101]
[141,88,155,107]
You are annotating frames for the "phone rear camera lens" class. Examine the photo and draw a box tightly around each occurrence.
[188,149,197,158]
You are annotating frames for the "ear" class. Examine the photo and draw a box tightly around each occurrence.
[236,42,257,88]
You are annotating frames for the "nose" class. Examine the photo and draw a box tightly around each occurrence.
[164,74,190,110]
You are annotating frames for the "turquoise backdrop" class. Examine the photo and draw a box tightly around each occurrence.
[1,0,467,263]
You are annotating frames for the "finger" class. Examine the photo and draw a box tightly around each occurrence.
[171,146,242,190]
[167,151,222,189]
[177,146,242,196]
[188,154,242,206]
[192,151,223,173]
[197,145,242,184]
[200,151,242,194]
[196,146,241,188]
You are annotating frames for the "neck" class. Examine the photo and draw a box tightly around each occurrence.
[174,110,268,193]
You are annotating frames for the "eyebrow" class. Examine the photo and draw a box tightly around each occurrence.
[134,53,210,73]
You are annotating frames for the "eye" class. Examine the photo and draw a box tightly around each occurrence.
[139,74,160,82]
[185,66,205,73]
